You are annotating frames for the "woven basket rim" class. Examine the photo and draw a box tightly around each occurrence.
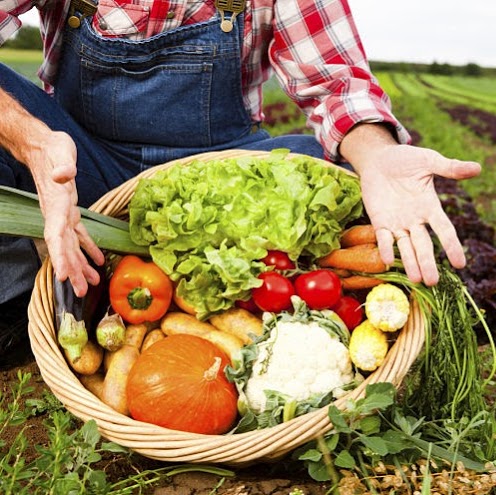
[28,149,425,465]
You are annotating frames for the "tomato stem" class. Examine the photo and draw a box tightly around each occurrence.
[127,287,153,310]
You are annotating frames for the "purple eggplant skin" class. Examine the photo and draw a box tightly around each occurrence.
[53,262,109,333]
[53,277,84,332]
[82,262,109,331]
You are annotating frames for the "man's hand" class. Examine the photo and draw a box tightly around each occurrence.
[0,89,104,297]
[29,132,105,297]
[340,124,481,286]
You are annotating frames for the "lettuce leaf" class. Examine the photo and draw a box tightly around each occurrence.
[129,150,362,318]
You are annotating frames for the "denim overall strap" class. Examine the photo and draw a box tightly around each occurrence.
[54,13,255,153]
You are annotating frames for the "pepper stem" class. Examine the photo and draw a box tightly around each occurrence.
[127,287,153,310]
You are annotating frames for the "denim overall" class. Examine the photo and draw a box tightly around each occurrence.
[0,10,323,303]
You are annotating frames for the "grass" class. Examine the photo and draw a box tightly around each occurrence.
[0,48,43,84]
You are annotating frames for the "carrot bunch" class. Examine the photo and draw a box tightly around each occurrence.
[318,224,387,290]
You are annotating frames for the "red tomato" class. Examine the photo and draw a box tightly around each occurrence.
[261,250,296,271]
[294,269,342,310]
[332,296,364,331]
[252,272,295,313]
[235,297,260,313]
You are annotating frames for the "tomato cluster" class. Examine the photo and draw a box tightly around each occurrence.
[237,250,364,330]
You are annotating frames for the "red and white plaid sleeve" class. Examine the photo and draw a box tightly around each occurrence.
[269,0,410,162]
[0,0,34,44]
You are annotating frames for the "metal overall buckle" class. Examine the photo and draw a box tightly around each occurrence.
[67,0,98,28]
[214,0,246,32]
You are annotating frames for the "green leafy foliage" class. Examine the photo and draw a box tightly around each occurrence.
[293,383,493,493]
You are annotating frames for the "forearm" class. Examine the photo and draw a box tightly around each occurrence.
[0,87,78,195]
[0,87,53,170]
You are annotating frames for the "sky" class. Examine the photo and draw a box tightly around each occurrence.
[347,0,496,68]
[19,0,496,68]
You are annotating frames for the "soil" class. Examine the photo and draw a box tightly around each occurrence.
[1,350,331,495]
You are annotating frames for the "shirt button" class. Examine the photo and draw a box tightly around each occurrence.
[166,11,175,19]
[98,19,108,30]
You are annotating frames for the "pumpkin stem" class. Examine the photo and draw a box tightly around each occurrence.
[204,356,222,381]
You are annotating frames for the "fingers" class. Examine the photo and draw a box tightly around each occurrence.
[431,157,481,181]
[375,225,439,286]
[52,244,102,297]
[429,212,466,270]
[408,225,438,286]
[76,222,106,267]
[45,206,104,298]
[375,228,395,265]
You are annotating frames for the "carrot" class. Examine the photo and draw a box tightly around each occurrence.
[340,224,377,247]
[329,268,352,278]
[341,276,384,291]
[318,244,388,273]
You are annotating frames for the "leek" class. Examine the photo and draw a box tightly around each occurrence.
[0,186,149,256]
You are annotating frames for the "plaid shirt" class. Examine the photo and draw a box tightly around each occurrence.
[0,0,410,160]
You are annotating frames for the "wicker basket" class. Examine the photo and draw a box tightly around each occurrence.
[28,150,425,465]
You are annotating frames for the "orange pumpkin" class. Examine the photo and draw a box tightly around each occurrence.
[126,334,238,434]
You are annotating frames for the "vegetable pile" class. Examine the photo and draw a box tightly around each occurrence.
[49,146,418,434]
[0,151,494,492]
[55,246,411,435]
[47,152,411,436]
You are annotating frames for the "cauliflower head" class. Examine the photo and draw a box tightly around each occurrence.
[244,319,355,413]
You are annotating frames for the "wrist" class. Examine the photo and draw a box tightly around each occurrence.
[15,121,55,167]
[339,123,398,173]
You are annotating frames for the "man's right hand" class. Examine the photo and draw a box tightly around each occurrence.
[30,131,105,298]
[0,89,104,297]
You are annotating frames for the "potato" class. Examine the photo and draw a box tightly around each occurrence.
[101,344,140,415]
[202,329,243,361]
[209,308,263,345]
[160,312,243,361]
[65,340,103,375]
[160,312,216,336]
[79,372,105,400]
[141,328,166,352]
